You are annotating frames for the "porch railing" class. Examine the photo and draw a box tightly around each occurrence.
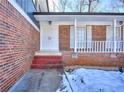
[76,41,124,53]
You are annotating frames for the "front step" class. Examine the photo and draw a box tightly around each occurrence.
[31,55,63,69]
[31,63,64,69]
[32,56,62,64]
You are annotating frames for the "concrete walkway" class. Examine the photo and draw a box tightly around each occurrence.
[9,69,63,92]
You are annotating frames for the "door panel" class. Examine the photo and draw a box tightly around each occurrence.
[41,24,59,51]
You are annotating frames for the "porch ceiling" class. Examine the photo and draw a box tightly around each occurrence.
[34,12,124,22]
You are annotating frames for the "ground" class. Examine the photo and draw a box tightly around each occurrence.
[9,67,124,92]
[57,68,124,92]
[9,69,62,92]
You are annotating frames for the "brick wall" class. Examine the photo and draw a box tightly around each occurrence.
[92,25,106,41]
[0,0,40,91]
[62,51,124,67]
[59,25,124,67]
[59,25,71,51]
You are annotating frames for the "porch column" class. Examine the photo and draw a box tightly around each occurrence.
[113,19,117,52]
[40,22,42,51]
[74,18,77,52]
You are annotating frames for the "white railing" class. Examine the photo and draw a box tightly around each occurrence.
[76,41,124,53]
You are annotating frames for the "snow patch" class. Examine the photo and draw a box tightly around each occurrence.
[57,68,124,92]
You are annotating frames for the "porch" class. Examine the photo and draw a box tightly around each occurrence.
[33,12,124,68]
[73,41,124,53]
[34,12,124,53]
[70,25,124,53]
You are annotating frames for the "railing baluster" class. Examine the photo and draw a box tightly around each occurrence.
[76,41,123,53]
[123,41,124,52]
[96,41,97,52]
[121,41,123,52]
[100,41,101,52]
[118,41,119,52]
[90,41,93,52]
[96,41,98,52]
[110,41,112,52]
[122,41,124,52]
[105,41,107,52]
[119,41,120,52]
[95,41,97,52]
[102,41,103,52]
[98,41,99,52]
[90,41,92,52]
[115,41,118,52]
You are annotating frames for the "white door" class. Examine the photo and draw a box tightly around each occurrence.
[40,24,59,51]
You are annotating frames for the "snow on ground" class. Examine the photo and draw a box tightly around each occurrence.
[57,68,124,92]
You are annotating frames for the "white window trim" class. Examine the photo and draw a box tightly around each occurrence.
[70,25,92,48]
[70,26,75,48]
[8,0,39,32]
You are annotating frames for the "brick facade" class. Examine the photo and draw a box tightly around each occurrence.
[92,25,106,41]
[0,0,40,91]
[62,51,124,67]
[59,25,124,67]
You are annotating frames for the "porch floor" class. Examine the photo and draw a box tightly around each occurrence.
[9,69,63,92]
[35,51,62,56]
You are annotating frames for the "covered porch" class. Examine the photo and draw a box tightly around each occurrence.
[34,12,124,53]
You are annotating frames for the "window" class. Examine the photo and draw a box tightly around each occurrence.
[86,25,92,48]
[106,26,113,41]
[70,25,92,48]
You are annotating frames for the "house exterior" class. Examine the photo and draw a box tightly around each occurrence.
[0,0,124,92]
[34,12,124,67]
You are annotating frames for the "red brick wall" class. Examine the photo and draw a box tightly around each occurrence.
[62,51,124,67]
[92,25,106,41]
[59,25,124,67]
[0,0,40,91]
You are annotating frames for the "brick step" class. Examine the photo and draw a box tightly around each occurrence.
[33,58,62,61]
[31,55,63,69]
[32,60,62,64]
[31,63,64,69]
[32,58,62,61]
[32,59,62,64]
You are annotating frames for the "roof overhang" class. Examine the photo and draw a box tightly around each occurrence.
[34,12,124,22]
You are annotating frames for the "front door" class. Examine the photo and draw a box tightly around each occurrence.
[41,24,59,51]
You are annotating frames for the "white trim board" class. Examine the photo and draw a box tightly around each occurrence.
[35,15,124,22]
[8,0,39,32]
[35,51,62,56]
[40,21,113,26]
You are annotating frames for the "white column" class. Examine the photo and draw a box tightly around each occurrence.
[40,22,43,51]
[113,19,117,52]
[74,18,77,52]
